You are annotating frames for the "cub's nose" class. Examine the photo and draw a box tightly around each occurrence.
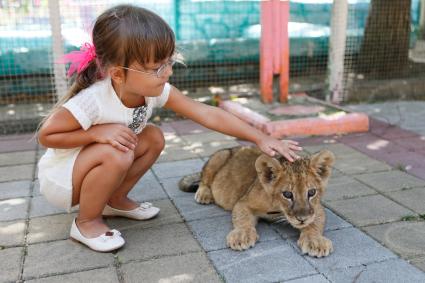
[295,216,309,223]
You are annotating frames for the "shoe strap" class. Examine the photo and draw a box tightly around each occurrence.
[139,202,152,209]
[100,229,122,242]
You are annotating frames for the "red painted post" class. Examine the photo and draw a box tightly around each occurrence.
[260,0,290,103]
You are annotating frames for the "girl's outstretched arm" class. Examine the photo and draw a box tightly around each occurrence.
[164,86,302,161]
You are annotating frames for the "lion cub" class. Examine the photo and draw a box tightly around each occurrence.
[179,146,335,257]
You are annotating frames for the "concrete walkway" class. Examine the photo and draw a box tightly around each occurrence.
[1,101,425,282]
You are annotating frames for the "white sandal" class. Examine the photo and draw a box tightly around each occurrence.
[70,218,125,252]
[102,202,160,220]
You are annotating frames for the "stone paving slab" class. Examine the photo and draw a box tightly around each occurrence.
[152,158,204,179]
[387,187,425,214]
[23,240,114,280]
[172,194,229,221]
[326,194,413,226]
[293,227,397,272]
[25,267,119,283]
[323,175,377,202]
[324,258,425,283]
[0,246,22,283]
[27,213,77,244]
[188,140,241,158]
[116,222,202,263]
[127,169,168,202]
[187,214,280,251]
[0,197,29,221]
[208,240,317,283]
[0,164,34,182]
[286,274,330,283]
[363,221,425,259]
[0,180,31,200]
[160,176,191,199]
[121,252,222,283]
[30,195,74,218]
[0,135,37,153]
[411,256,425,273]
[0,150,36,166]
[355,170,425,193]
[0,219,26,247]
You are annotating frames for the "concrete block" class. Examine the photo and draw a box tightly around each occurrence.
[298,227,396,272]
[324,258,425,283]
[128,170,168,202]
[25,267,118,283]
[188,214,280,251]
[0,180,31,200]
[23,240,114,279]
[27,213,76,244]
[388,187,425,214]
[152,158,204,179]
[0,164,33,182]
[323,175,376,202]
[355,170,425,193]
[326,194,413,226]
[209,240,317,283]
[0,197,28,221]
[364,221,425,258]
[172,194,229,221]
[121,252,222,283]
[116,222,201,263]
[0,219,26,247]
[0,247,22,283]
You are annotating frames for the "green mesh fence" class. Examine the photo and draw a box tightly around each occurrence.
[0,0,424,134]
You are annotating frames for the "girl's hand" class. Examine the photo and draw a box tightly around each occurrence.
[257,136,302,162]
[88,124,138,152]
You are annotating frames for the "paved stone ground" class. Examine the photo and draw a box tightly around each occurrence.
[1,101,425,282]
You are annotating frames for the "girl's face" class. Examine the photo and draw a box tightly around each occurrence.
[113,57,174,100]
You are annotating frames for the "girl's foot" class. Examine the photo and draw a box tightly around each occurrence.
[103,201,160,220]
[107,196,139,211]
[75,217,111,238]
[70,218,124,252]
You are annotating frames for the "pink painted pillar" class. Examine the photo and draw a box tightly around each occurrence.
[260,0,290,103]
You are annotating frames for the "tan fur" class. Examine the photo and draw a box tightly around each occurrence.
[185,146,335,257]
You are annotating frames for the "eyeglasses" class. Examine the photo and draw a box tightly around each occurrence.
[119,58,177,78]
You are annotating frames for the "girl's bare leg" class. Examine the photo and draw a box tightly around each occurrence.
[71,144,134,238]
[107,125,165,210]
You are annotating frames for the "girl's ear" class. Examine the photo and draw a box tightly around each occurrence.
[109,67,125,84]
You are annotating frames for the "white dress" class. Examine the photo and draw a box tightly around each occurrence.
[38,77,171,212]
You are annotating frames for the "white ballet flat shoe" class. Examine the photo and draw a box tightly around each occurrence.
[102,202,160,220]
[70,218,125,252]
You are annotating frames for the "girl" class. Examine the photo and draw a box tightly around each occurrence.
[38,4,302,252]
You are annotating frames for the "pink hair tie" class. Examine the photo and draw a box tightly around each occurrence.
[59,42,97,77]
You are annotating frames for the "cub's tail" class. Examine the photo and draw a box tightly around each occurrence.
[178,172,201,192]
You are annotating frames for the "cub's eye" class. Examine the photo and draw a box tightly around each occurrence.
[308,189,316,198]
[282,191,293,199]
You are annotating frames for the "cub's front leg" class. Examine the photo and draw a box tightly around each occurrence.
[226,201,259,251]
[297,206,333,257]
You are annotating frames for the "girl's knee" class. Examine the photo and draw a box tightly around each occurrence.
[142,125,165,151]
[100,144,134,170]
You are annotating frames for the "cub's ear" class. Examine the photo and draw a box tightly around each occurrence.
[255,154,283,185]
[310,150,335,181]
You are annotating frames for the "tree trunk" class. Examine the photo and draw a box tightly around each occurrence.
[357,0,411,78]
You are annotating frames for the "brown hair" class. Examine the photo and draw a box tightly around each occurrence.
[48,4,175,115]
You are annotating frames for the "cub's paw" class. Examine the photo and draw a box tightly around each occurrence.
[297,235,333,257]
[194,185,214,204]
[226,228,259,251]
